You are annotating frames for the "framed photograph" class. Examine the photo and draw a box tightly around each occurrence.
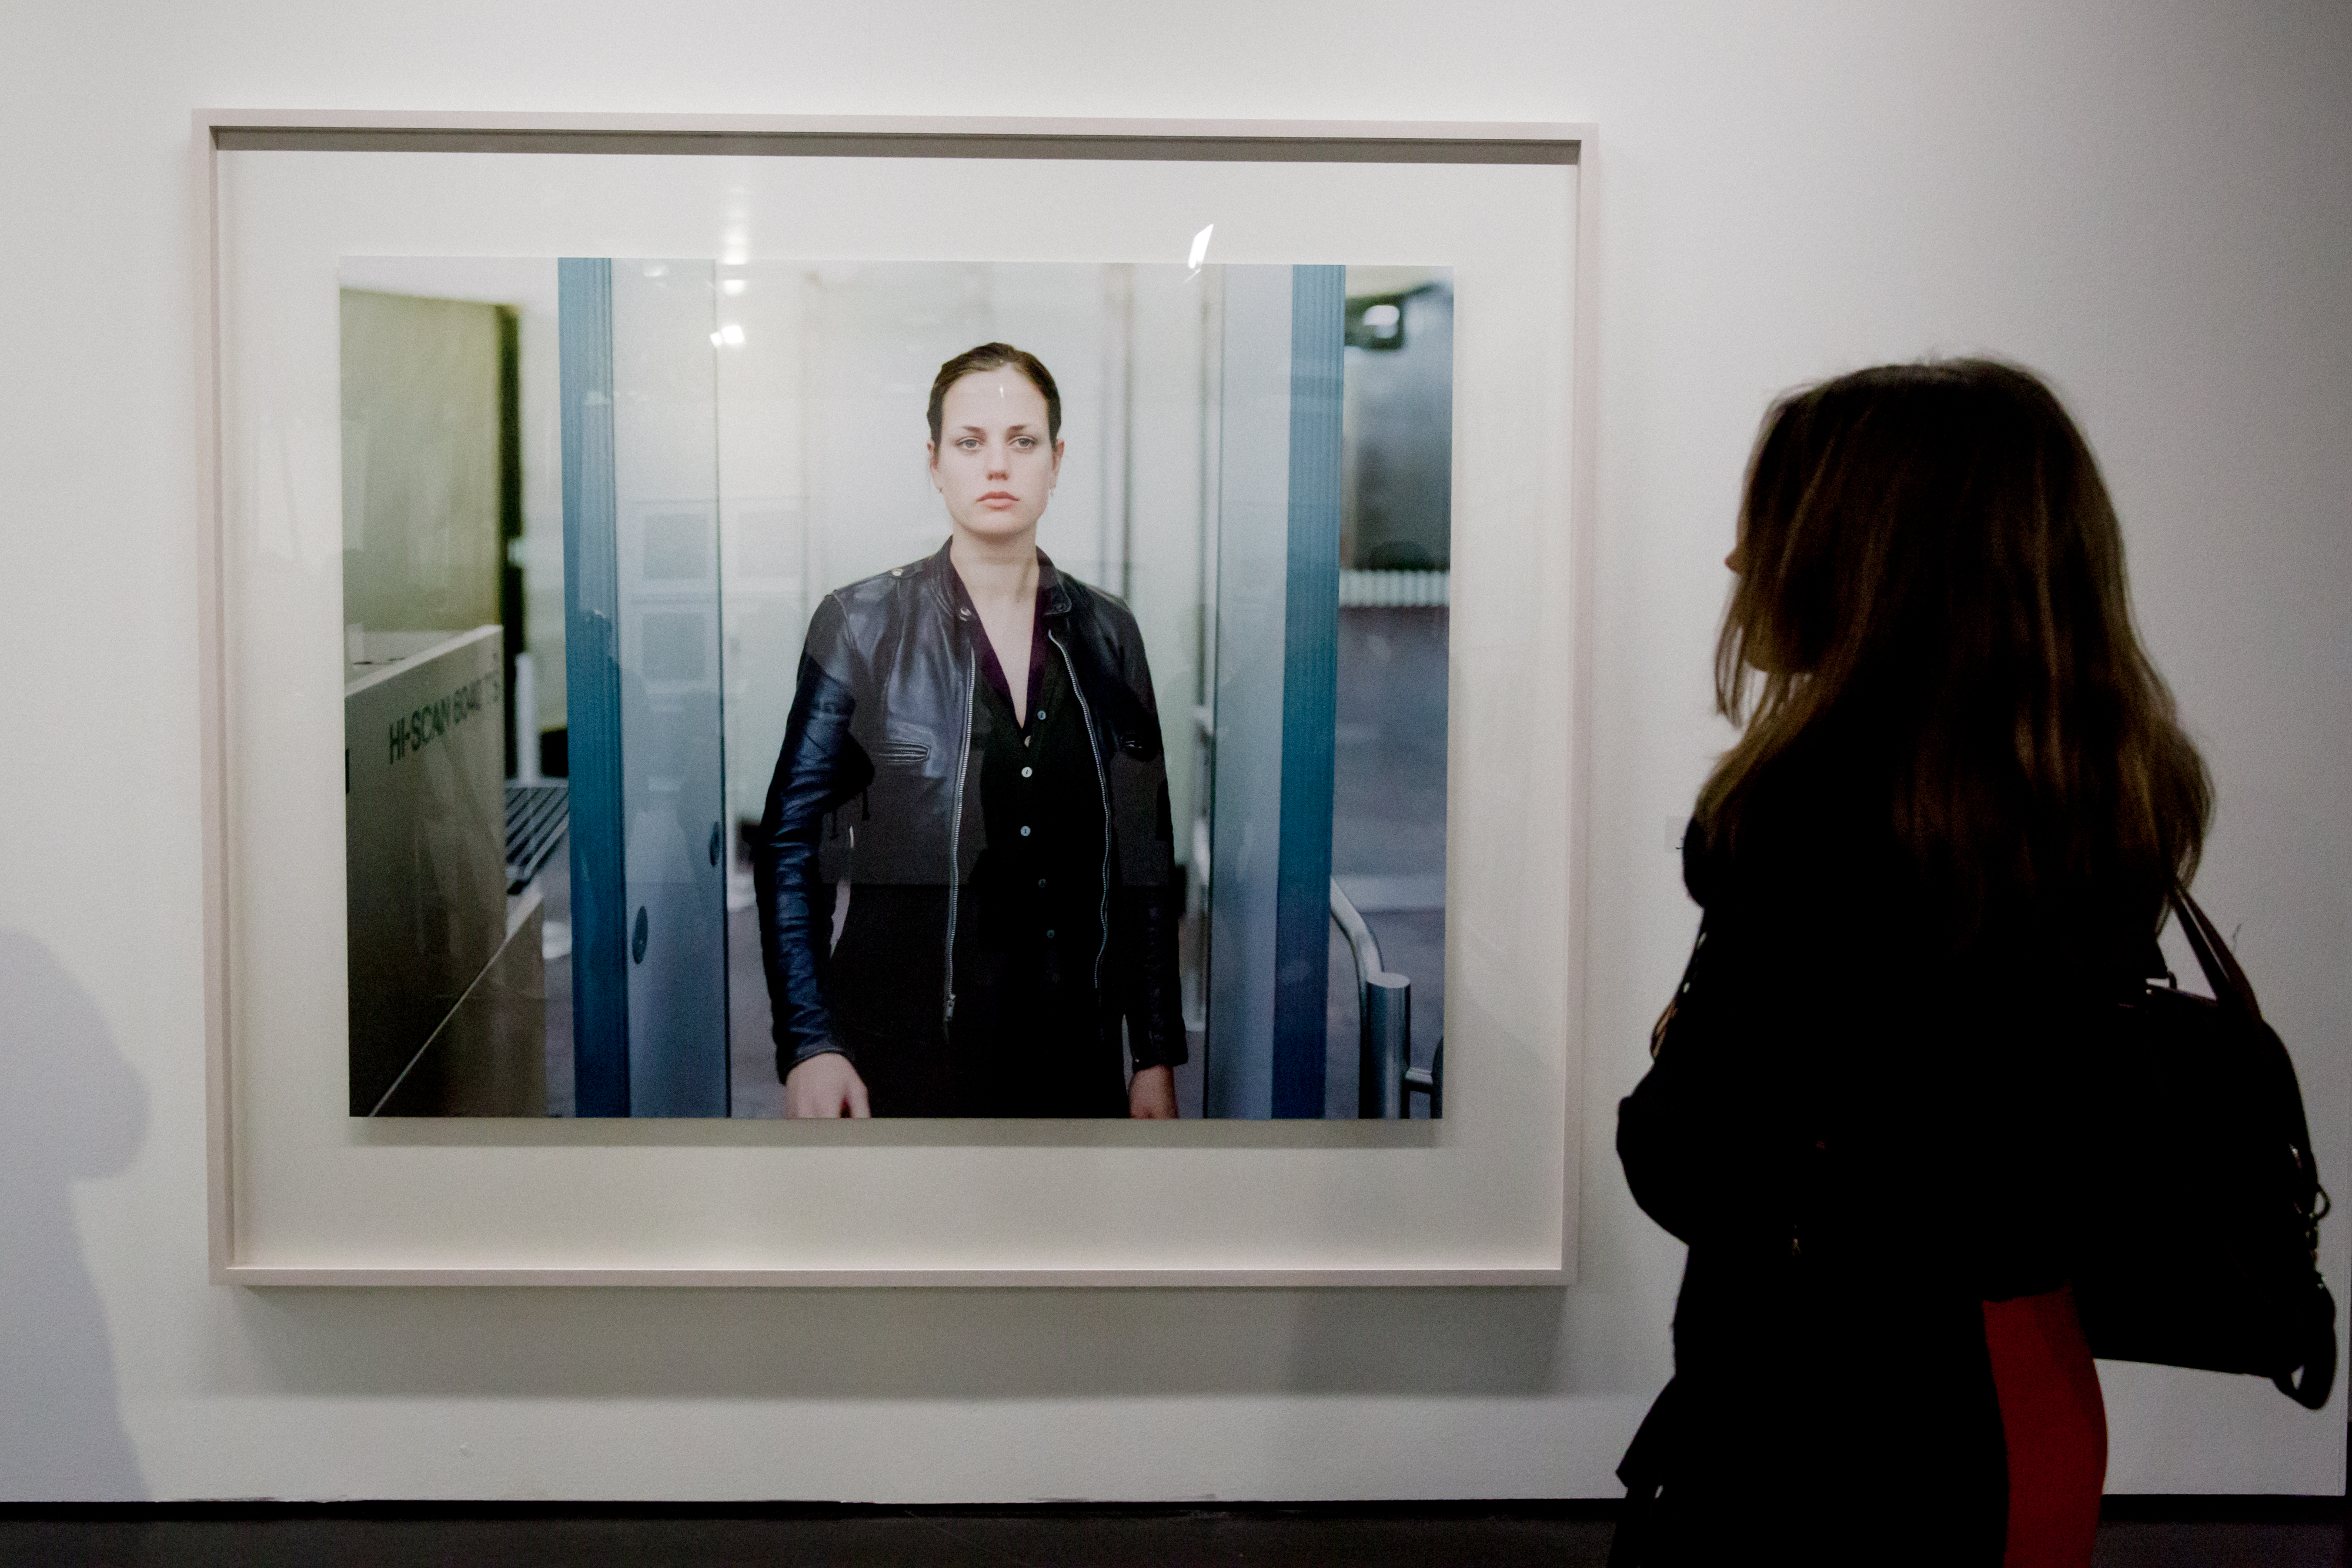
[199,112,1595,1282]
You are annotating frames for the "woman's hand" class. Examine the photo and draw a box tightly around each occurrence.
[1128,1064,1178,1119]
[783,1052,871,1118]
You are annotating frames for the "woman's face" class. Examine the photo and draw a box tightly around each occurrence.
[1726,516,1791,674]
[928,369,1063,543]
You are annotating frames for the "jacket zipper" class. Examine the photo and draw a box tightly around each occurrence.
[943,638,976,1024]
[1048,628,1114,992]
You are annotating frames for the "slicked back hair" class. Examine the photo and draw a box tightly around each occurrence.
[927,343,1062,445]
[1698,358,2210,933]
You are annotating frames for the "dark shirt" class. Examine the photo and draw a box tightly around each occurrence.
[969,567,1051,727]
[934,560,1122,1116]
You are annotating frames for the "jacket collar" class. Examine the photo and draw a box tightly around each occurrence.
[923,537,1073,620]
[1040,553,1072,618]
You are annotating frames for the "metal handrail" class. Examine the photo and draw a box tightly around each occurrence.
[1329,876,1384,979]
[1330,878,1411,1119]
[1403,1039,1442,1119]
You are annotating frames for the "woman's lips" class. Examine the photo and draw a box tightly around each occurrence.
[977,492,1018,506]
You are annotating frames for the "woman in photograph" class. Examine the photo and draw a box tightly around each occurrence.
[1613,362,2210,1565]
[752,342,1186,1118]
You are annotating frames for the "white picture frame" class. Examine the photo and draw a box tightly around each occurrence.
[196,111,1598,1285]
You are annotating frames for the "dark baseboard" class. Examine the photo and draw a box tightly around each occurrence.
[1,1495,2341,1522]
[0,1499,1620,1522]
[2099,1493,2346,1522]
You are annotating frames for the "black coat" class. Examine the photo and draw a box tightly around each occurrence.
[751,542,1187,1095]
[1614,749,2151,1564]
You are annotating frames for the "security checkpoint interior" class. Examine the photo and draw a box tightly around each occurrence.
[338,257,1454,1119]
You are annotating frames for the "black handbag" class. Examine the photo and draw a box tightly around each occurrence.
[2071,889,2337,1408]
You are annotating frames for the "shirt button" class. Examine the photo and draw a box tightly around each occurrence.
[1046,929,1055,940]
[1037,878,1047,888]
[1020,825,1031,837]
[1024,736,1033,748]
[1021,766,1033,778]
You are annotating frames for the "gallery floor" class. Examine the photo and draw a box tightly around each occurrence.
[0,1499,2341,1565]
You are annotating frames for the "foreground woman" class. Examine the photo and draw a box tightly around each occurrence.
[1615,361,2209,1566]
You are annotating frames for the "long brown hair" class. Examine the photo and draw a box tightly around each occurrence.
[1696,359,2209,925]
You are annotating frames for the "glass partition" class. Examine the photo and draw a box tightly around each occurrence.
[560,258,731,1116]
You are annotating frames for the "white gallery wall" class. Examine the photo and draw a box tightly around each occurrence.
[1,0,2346,1503]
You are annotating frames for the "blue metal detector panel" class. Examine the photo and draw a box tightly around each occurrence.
[1268,264,1347,1118]
[558,258,630,1116]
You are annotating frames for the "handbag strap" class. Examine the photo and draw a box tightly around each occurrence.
[1649,918,1709,1060]
[2167,889,2335,1409]
[2168,888,2263,1023]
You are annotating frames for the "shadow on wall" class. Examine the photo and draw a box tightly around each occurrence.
[0,930,147,1499]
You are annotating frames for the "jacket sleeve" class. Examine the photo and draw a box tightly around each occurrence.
[753,596,873,1080]
[1618,861,2086,1295]
[1616,907,1814,1254]
[1117,782,1188,1071]
[1107,618,1188,1072]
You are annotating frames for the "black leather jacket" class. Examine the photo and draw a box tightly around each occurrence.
[753,541,1187,1084]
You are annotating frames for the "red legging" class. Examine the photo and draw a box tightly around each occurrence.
[1982,1285,2107,1568]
